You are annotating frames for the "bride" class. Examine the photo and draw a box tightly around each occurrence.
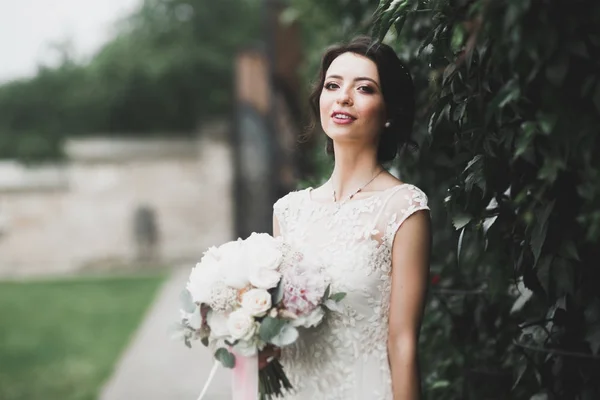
[264,36,431,399]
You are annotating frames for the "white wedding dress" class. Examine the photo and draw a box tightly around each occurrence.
[273,183,429,400]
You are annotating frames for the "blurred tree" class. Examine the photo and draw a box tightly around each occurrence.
[0,0,261,161]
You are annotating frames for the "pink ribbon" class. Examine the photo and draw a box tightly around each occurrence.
[231,352,259,400]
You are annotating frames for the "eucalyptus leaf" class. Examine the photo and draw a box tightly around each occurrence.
[322,284,331,303]
[215,347,236,369]
[271,324,299,347]
[187,307,202,330]
[324,299,344,313]
[259,317,286,342]
[180,289,196,313]
[272,280,285,305]
[330,292,346,302]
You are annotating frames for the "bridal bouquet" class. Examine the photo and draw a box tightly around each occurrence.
[174,232,345,400]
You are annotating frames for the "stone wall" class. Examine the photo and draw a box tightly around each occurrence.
[0,127,233,277]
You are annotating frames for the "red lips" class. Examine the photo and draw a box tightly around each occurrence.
[331,110,356,125]
[331,110,356,119]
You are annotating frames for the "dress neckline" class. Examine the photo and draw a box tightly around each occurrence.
[304,183,409,207]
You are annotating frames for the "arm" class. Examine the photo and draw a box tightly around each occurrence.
[388,210,431,400]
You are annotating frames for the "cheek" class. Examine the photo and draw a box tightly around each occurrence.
[319,92,333,117]
[358,101,385,126]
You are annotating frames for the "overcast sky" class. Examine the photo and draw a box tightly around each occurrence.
[0,0,142,83]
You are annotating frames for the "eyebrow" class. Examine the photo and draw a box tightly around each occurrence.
[325,75,380,88]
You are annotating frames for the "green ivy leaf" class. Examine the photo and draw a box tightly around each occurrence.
[431,380,451,389]
[559,240,580,261]
[453,102,467,122]
[443,63,457,86]
[545,53,569,87]
[457,227,466,267]
[538,113,557,135]
[536,255,553,295]
[592,82,600,114]
[452,214,472,230]
[512,362,528,391]
[214,347,235,369]
[486,79,520,123]
[530,201,555,265]
[515,122,537,158]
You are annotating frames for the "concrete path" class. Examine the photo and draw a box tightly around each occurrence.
[100,266,232,400]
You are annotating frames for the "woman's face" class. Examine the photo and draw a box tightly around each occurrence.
[319,52,386,149]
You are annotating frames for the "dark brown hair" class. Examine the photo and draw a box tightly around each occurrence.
[308,35,416,163]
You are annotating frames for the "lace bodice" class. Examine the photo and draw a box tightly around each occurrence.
[273,183,429,400]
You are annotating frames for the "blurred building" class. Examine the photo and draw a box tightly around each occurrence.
[0,123,233,277]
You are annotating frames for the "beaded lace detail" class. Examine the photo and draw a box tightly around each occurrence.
[273,183,429,399]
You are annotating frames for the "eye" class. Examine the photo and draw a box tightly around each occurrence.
[324,82,339,90]
[357,85,375,94]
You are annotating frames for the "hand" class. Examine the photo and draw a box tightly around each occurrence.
[258,345,281,370]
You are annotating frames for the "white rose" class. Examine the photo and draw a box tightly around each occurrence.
[227,309,257,341]
[249,268,281,290]
[241,289,272,317]
[246,233,283,272]
[186,256,223,304]
[219,240,251,289]
[207,310,230,339]
[291,307,324,328]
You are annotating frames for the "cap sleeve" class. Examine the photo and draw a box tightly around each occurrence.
[273,193,291,236]
[380,184,430,244]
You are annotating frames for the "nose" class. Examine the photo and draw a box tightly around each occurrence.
[335,87,353,106]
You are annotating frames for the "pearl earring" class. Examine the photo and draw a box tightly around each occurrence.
[385,121,391,128]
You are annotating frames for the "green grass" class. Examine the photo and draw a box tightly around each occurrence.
[0,274,165,400]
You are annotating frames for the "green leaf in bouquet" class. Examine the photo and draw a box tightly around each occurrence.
[215,347,236,368]
[225,339,239,347]
[272,280,285,305]
[271,324,299,347]
[187,307,202,330]
[180,289,196,313]
[321,284,331,303]
[201,337,209,347]
[323,299,344,313]
[330,292,346,302]
[259,317,286,342]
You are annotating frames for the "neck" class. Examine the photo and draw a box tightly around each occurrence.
[329,143,381,200]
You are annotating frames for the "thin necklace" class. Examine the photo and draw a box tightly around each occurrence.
[331,168,384,206]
